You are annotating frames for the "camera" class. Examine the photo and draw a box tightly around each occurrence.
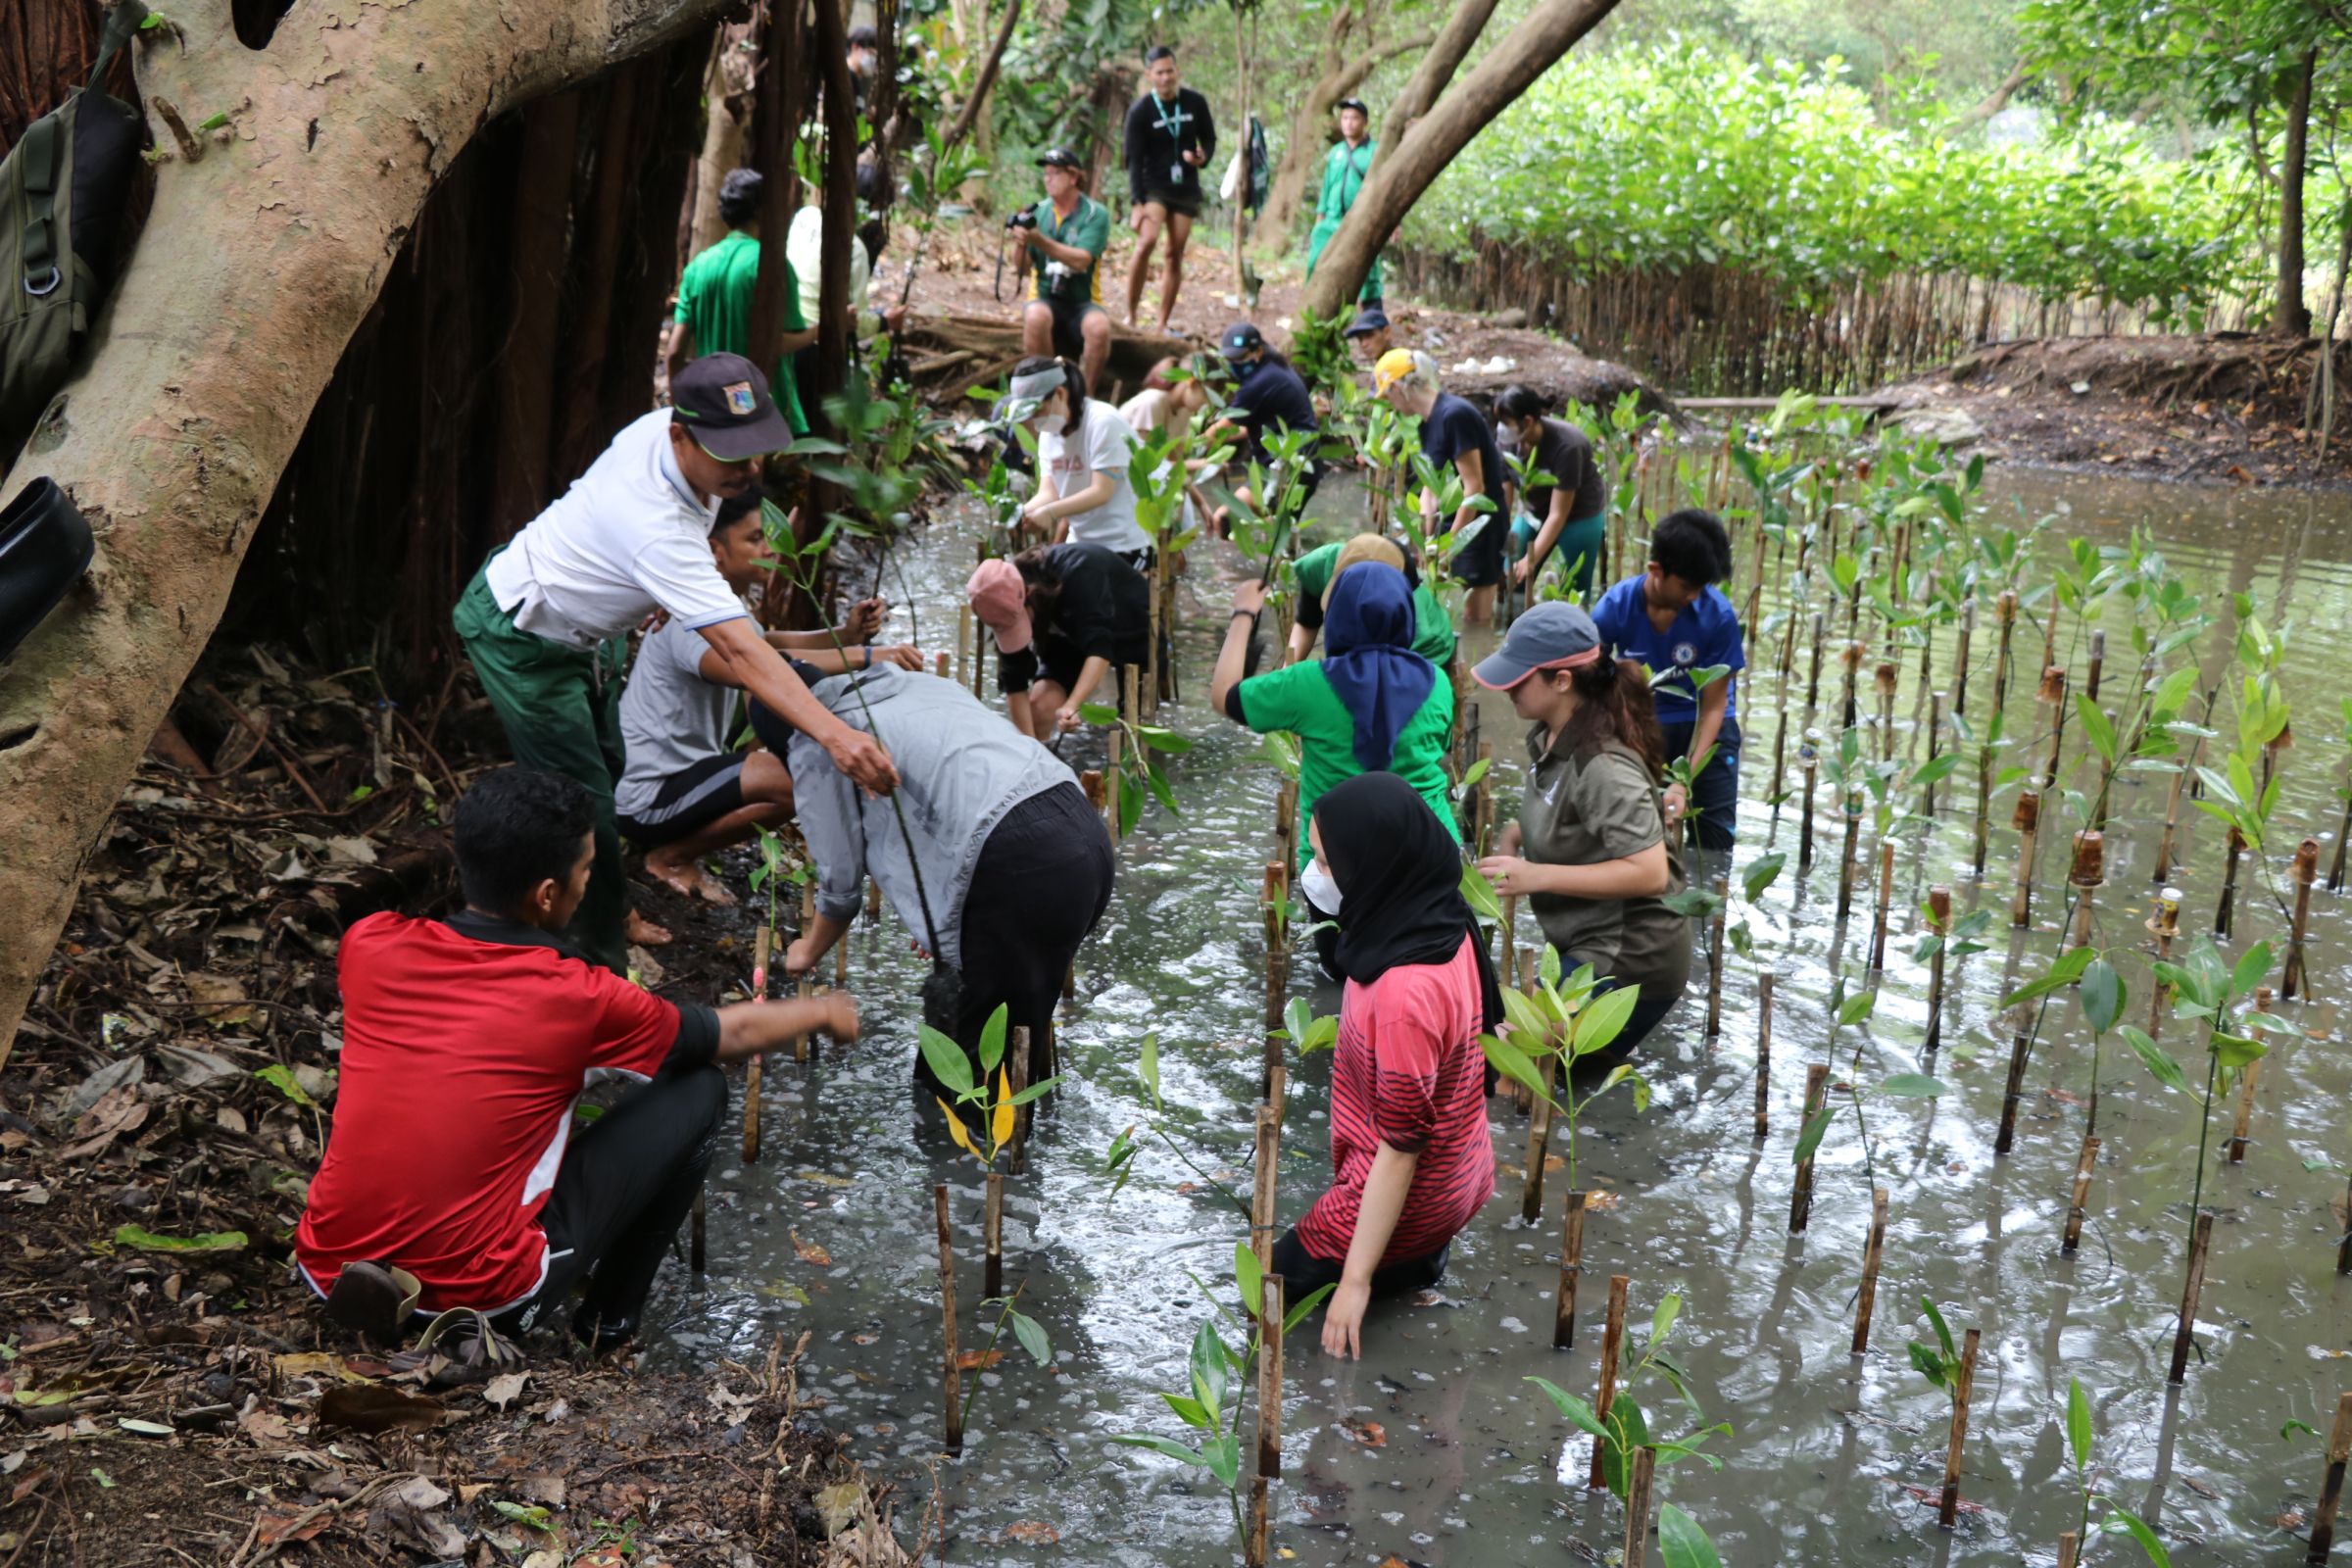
[1005,209,1038,231]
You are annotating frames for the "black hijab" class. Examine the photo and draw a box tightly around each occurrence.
[1313,772,1505,1036]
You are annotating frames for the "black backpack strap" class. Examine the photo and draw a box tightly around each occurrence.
[87,0,148,92]
[20,114,61,297]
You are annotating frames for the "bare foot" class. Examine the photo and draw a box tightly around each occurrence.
[626,909,673,947]
[645,855,704,901]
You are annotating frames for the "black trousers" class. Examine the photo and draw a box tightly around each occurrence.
[952,783,1115,1080]
[501,1061,726,1336]
[1658,714,1741,853]
[1269,1227,1449,1302]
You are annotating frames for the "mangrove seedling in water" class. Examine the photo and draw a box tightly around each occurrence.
[921,1004,1060,1172]
[1477,941,1651,1193]
[1111,1246,1334,1556]
[1101,1032,1254,1218]
[2061,1375,2172,1566]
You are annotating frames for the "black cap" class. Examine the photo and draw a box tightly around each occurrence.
[1038,146,1084,171]
[1219,321,1265,360]
[670,354,792,462]
[1336,97,1369,116]
[1343,308,1390,338]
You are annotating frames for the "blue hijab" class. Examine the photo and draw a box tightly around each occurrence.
[1321,563,1437,771]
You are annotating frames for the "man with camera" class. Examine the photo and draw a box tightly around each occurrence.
[1015,147,1113,392]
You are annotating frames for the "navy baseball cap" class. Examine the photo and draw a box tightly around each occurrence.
[1473,602,1604,690]
[1038,147,1084,170]
[1344,308,1390,339]
[1220,321,1265,360]
[671,354,792,462]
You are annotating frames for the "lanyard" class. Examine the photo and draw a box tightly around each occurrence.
[1338,141,1369,204]
[1152,91,1187,144]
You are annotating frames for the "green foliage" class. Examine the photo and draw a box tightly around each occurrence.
[1409,39,2255,323]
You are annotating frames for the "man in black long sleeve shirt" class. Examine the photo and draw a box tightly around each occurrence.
[1122,45,1216,333]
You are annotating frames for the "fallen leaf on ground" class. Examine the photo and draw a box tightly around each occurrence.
[1341,1418,1386,1447]
[1004,1521,1059,1544]
[956,1348,1005,1371]
[481,1371,528,1410]
[790,1229,832,1267]
[814,1481,865,1538]
[319,1383,444,1435]
[1583,1191,1621,1211]
[255,1507,329,1546]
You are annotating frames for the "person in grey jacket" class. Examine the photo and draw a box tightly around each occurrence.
[757,663,1114,1073]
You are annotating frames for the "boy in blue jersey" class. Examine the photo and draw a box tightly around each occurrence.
[1590,510,1744,851]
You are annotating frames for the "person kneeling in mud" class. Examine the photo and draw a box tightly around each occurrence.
[1275,773,1502,1358]
[296,766,859,1353]
[616,495,918,904]
[755,661,1113,1084]
[965,545,1150,743]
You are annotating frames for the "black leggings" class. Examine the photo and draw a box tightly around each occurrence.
[498,1061,725,1337]
[952,783,1115,1079]
[1268,1227,1449,1303]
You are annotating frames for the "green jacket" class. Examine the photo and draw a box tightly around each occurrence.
[1315,138,1376,222]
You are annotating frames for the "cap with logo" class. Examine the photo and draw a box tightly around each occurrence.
[1037,146,1085,170]
[1343,307,1390,339]
[1472,601,1605,691]
[1219,320,1265,361]
[670,353,792,462]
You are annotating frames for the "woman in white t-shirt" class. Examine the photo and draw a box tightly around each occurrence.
[1011,356,1153,567]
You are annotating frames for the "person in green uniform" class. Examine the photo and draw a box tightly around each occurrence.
[663,170,813,434]
[1286,532,1454,668]
[1303,98,1384,309]
[1017,147,1113,393]
[1212,561,1456,977]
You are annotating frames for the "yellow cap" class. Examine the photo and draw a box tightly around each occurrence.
[1333,533,1405,580]
[1372,346,1419,394]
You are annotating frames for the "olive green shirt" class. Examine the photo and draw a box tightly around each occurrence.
[1518,726,1690,998]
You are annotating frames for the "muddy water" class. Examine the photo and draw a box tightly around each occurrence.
[654,466,2352,1566]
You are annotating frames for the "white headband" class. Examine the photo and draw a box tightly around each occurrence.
[1007,366,1066,405]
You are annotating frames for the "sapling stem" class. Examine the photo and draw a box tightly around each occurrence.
[1754,971,1775,1138]
[2168,1210,2213,1385]
[2062,1134,2100,1253]
[984,1171,1004,1298]
[2011,788,2041,928]
[1851,1186,1888,1355]
[1868,839,1895,970]
[1251,1104,1279,1272]
[1521,1050,1558,1223]
[1924,886,1951,1054]
[936,1182,962,1453]
[2286,838,2321,1001]
[1790,1063,1831,1233]
[1704,906,1727,1038]
[1554,1191,1588,1349]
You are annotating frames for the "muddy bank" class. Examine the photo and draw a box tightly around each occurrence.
[1878,333,2352,487]
[0,648,913,1567]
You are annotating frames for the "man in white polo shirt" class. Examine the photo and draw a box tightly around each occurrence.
[453,354,898,972]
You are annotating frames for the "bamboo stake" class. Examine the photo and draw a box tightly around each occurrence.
[1790,1063,1831,1233]
[984,1171,1004,1299]
[936,1183,963,1453]
[2286,838,2321,1001]
[2155,756,2189,885]
[956,603,972,689]
[1868,839,1896,970]
[1923,692,1945,816]
[2309,1392,2352,1564]
[1753,972,1774,1138]
[2062,1133,2101,1253]
[933,649,950,679]
[1704,906,1727,1039]
[1875,660,1897,764]
[2168,1210,2214,1385]
[2230,988,2272,1162]
[2059,1532,2081,1568]
[746,925,771,1164]
[1936,1328,1982,1529]
[1588,1276,1630,1489]
[2011,789,2041,928]
[1252,1104,1279,1273]
[2330,766,2352,892]
[1106,726,1125,849]
[1994,1013,2034,1156]
[1623,1446,1656,1568]
[795,881,817,1064]
[2040,666,2069,787]
[1499,892,1518,994]
[1804,610,1827,713]
[1798,736,1821,870]
[1521,1050,1559,1222]
[1553,1191,1589,1349]
[2215,826,2245,939]
[1249,1275,1286,1566]
[1972,726,1994,878]
[1851,1186,1889,1355]
[1836,787,1865,920]
[1263,861,1287,1099]
[2067,831,2103,950]
[1951,598,1975,718]
[1924,885,1952,1054]
[1987,590,2017,730]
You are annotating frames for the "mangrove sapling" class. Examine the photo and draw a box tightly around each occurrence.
[1788,979,1946,1210]
[2059,1376,2172,1566]
[1477,940,1654,1200]
[922,1004,1061,1184]
[1111,1247,1334,1559]
[1101,1032,1256,1221]
[1528,1289,1733,1557]
[1076,696,1193,838]
[1907,1298,1982,1529]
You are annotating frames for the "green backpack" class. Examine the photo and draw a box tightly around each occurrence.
[1,1,148,463]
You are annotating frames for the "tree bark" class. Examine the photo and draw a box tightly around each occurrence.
[1300,0,1622,321]
[1381,0,1499,133]
[1250,25,1435,251]
[0,0,734,1062]
[686,22,758,262]
[939,0,1020,152]
[1939,58,2028,140]
[748,0,804,371]
[2278,47,2317,339]
[812,0,858,421]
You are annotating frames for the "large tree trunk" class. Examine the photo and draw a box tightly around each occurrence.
[748,0,806,371]
[812,0,858,420]
[2277,47,2317,339]
[1380,0,1499,133]
[0,0,731,1062]
[1300,0,1619,322]
[685,22,759,262]
[1250,17,1435,252]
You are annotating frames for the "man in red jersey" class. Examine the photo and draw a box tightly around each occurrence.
[296,766,858,1350]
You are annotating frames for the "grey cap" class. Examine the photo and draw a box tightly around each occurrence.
[1472,601,1603,691]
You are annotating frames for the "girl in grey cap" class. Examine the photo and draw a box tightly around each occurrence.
[1470,603,1690,1056]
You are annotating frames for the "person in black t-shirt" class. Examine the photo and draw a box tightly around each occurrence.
[966,545,1151,743]
[1374,348,1507,626]
[1494,383,1609,597]
[1201,321,1323,536]
[1122,45,1216,333]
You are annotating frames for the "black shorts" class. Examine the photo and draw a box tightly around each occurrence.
[1138,185,1201,220]
[1032,294,1106,359]
[617,755,745,849]
[1449,506,1507,588]
[1004,636,1151,703]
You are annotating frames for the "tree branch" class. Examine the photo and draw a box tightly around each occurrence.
[1940,59,2029,139]
[940,0,1020,151]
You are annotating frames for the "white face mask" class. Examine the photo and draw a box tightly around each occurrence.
[1299,858,1343,915]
